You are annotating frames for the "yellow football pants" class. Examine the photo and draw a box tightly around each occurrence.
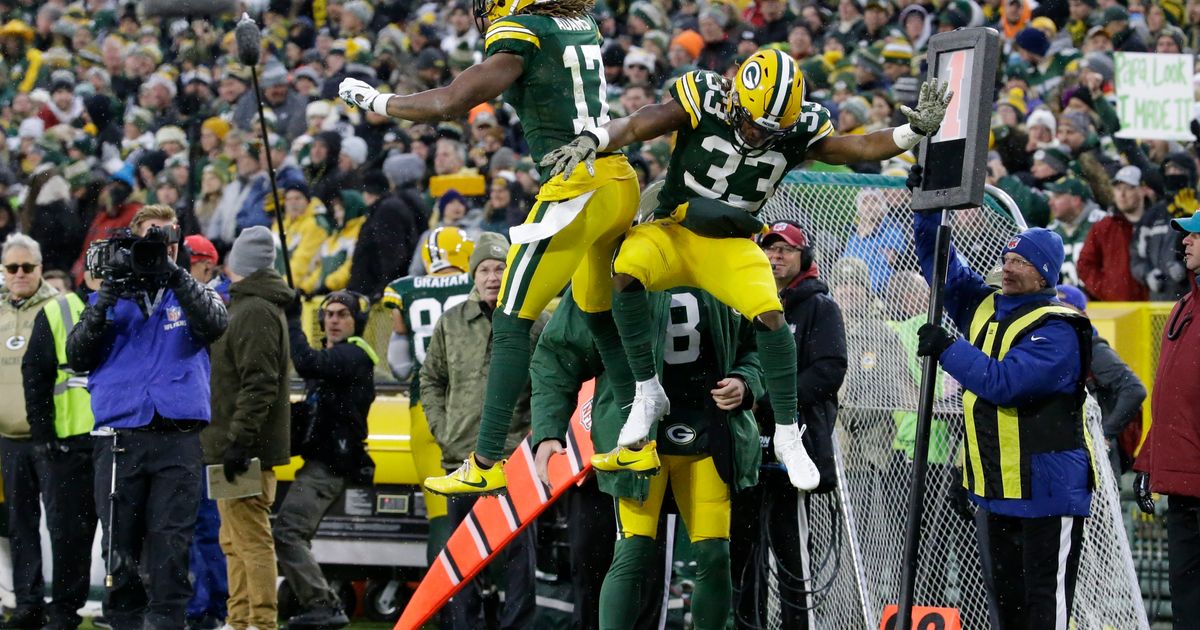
[497,156,640,320]
[617,454,731,542]
[613,220,782,319]
[410,403,447,520]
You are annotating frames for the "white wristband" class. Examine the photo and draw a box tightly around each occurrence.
[588,127,611,152]
[892,123,923,150]
[371,93,394,116]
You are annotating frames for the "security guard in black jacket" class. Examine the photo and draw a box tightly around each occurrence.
[731,221,848,629]
[275,290,377,629]
[22,273,97,630]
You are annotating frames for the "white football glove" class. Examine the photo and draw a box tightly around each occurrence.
[339,78,385,114]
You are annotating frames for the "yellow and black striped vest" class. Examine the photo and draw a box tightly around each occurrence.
[961,292,1095,500]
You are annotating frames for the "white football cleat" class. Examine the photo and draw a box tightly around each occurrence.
[774,422,820,491]
[618,378,671,447]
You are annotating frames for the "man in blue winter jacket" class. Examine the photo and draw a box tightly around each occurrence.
[66,205,229,630]
[910,172,1095,630]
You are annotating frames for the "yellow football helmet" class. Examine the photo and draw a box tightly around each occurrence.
[727,49,806,156]
[475,0,541,32]
[421,226,475,274]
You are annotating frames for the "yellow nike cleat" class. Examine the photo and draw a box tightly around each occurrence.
[424,453,508,497]
[590,441,661,474]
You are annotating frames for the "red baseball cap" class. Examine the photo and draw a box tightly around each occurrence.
[184,234,218,265]
[760,221,809,248]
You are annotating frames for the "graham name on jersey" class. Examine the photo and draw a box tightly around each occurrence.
[413,274,471,289]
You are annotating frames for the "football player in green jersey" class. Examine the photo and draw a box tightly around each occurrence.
[338,0,641,496]
[381,227,474,564]
[542,49,952,490]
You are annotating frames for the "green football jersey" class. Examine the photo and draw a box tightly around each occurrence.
[484,14,610,163]
[382,272,472,402]
[660,69,834,215]
[658,287,723,456]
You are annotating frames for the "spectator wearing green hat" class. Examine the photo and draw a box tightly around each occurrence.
[1046,177,1107,288]
[1102,4,1150,51]
[301,190,369,295]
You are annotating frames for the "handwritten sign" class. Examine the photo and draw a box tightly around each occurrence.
[879,605,963,630]
[1114,53,1194,142]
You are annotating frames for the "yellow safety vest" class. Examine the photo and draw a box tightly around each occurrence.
[42,293,94,438]
[960,292,1095,500]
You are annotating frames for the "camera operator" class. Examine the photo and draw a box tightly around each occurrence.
[22,269,100,630]
[0,234,59,629]
[66,205,229,630]
[275,290,377,629]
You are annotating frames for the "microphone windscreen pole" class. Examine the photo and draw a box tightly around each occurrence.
[142,0,237,18]
[235,13,262,67]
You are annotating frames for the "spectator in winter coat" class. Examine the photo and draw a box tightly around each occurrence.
[1077,166,1150,300]
[280,182,329,284]
[299,191,367,295]
[1131,153,1195,301]
[1055,285,1145,480]
[1045,177,1106,288]
[23,166,83,273]
[348,171,419,300]
[1133,211,1200,629]
[70,174,141,285]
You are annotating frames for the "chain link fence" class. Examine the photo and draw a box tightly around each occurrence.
[758,171,1148,630]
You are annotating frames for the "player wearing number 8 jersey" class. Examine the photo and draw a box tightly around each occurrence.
[338,0,640,496]
[381,227,474,563]
[543,49,953,491]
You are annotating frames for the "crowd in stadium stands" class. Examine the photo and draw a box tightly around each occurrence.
[0,0,1195,307]
[0,0,1199,627]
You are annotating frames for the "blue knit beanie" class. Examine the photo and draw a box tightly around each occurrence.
[1003,228,1063,288]
[1014,28,1050,57]
[1055,284,1088,311]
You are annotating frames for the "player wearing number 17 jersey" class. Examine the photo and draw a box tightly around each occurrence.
[381,227,474,563]
[543,49,953,491]
[338,0,640,496]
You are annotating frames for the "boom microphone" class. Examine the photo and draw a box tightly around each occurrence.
[141,0,238,18]
[235,13,262,67]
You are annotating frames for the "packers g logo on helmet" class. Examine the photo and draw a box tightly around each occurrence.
[727,49,806,157]
[421,226,475,274]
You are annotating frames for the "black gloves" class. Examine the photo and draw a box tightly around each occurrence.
[917,323,954,358]
[285,294,304,320]
[94,281,119,311]
[906,165,924,191]
[948,467,975,522]
[1134,472,1155,515]
[223,442,252,483]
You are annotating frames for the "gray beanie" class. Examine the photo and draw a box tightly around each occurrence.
[228,226,277,277]
[469,231,510,277]
[341,136,368,166]
[384,153,425,187]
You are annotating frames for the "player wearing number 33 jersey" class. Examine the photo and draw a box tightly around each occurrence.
[543,49,954,491]
[338,0,642,497]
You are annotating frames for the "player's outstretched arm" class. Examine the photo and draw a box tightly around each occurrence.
[339,53,524,123]
[807,79,952,165]
[540,100,690,180]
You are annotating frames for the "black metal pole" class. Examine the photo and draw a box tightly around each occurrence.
[896,210,953,630]
[248,65,295,288]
